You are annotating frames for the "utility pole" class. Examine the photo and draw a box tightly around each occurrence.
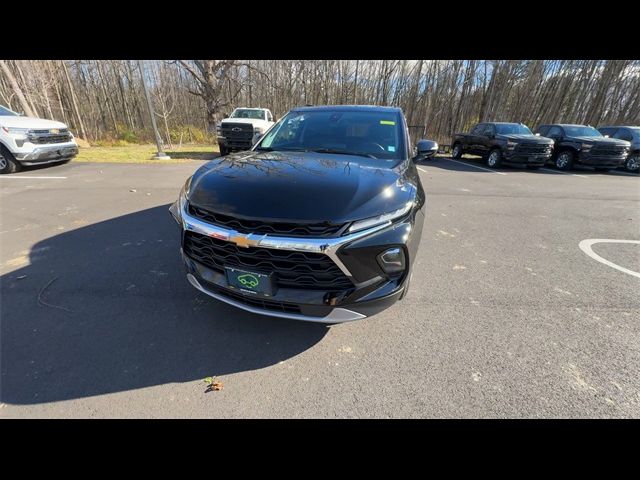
[138,60,170,160]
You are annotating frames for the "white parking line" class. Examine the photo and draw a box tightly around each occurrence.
[443,158,507,175]
[0,176,67,179]
[417,167,428,173]
[579,239,640,279]
[539,168,589,179]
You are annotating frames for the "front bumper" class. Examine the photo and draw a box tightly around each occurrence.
[171,199,424,322]
[503,151,552,165]
[14,144,78,165]
[216,135,253,152]
[577,153,626,167]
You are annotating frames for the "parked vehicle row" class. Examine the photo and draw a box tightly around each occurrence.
[451,122,637,173]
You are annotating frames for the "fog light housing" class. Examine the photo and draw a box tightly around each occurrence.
[377,247,406,275]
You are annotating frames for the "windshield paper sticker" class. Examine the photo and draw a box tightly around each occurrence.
[388,146,396,152]
[380,120,395,125]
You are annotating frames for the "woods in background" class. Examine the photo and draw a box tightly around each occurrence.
[1,60,638,146]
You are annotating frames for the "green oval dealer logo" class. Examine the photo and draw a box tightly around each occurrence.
[238,274,259,289]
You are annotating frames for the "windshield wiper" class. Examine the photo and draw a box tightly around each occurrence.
[310,148,378,159]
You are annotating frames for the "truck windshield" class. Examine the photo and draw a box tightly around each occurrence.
[230,109,265,120]
[0,105,18,116]
[255,110,404,160]
[495,124,532,135]
[564,126,602,137]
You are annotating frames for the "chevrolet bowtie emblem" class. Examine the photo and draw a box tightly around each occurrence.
[229,234,254,248]
[50,128,60,134]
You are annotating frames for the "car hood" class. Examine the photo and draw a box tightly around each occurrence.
[498,134,553,144]
[187,150,415,224]
[571,136,630,146]
[0,115,68,130]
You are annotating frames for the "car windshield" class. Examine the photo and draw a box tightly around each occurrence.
[564,126,602,137]
[230,109,265,119]
[0,105,18,116]
[255,109,404,160]
[495,124,532,135]
[629,127,640,139]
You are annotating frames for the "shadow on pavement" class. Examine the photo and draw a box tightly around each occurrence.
[417,156,505,173]
[1,205,327,406]
[421,156,636,177]
[165,150,220,161]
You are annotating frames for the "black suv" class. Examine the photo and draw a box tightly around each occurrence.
[597,126,640,173]
[451,122,554,169]
[536,124,630,171]
[170,105,430,323]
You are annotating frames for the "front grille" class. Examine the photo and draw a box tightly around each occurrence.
[591,145,627,157]
[29,129,72,144]
[189,205,344,237]
[515,143,551,154]
[200,278,303,314]
[221,122,253,149]
[183,231,353,290]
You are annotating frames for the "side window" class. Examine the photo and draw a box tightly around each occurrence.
[614,129,633,142]
[548,126,563,137]
[482,124,495,137]
[471,124,484,135]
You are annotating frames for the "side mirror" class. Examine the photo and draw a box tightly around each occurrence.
[223,113,229,119]
[252,133,264,146]
[414,139,438,162]
[535,133,541,136]
[604,134,610,138]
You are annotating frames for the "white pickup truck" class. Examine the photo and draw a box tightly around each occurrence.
[216,107,275,156]
[0,104,79,174]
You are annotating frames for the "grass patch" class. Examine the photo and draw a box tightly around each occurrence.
[74,143,219,164]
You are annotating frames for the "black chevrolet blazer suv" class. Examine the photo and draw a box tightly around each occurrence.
[170,105,430,323]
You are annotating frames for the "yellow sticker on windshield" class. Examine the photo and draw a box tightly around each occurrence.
[380,120,395,125]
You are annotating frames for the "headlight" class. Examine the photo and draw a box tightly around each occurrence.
[1,126,30,138]
[507,141,518,150]
[254,126,265,134]
[347,201,413,234]
[169,177,192,225]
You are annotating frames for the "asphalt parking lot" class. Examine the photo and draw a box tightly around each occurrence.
[1,157,638,418]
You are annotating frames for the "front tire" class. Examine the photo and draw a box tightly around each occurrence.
[451,143,462,159]
[218,145,229,157]
[625,154,639,173]
[486,149,502,168]
[555,150,574,171]
[0,145,21,174]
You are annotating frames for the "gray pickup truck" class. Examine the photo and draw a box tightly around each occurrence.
[451,122,554,169]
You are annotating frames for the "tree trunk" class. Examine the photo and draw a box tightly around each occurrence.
[0,60,35,116]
